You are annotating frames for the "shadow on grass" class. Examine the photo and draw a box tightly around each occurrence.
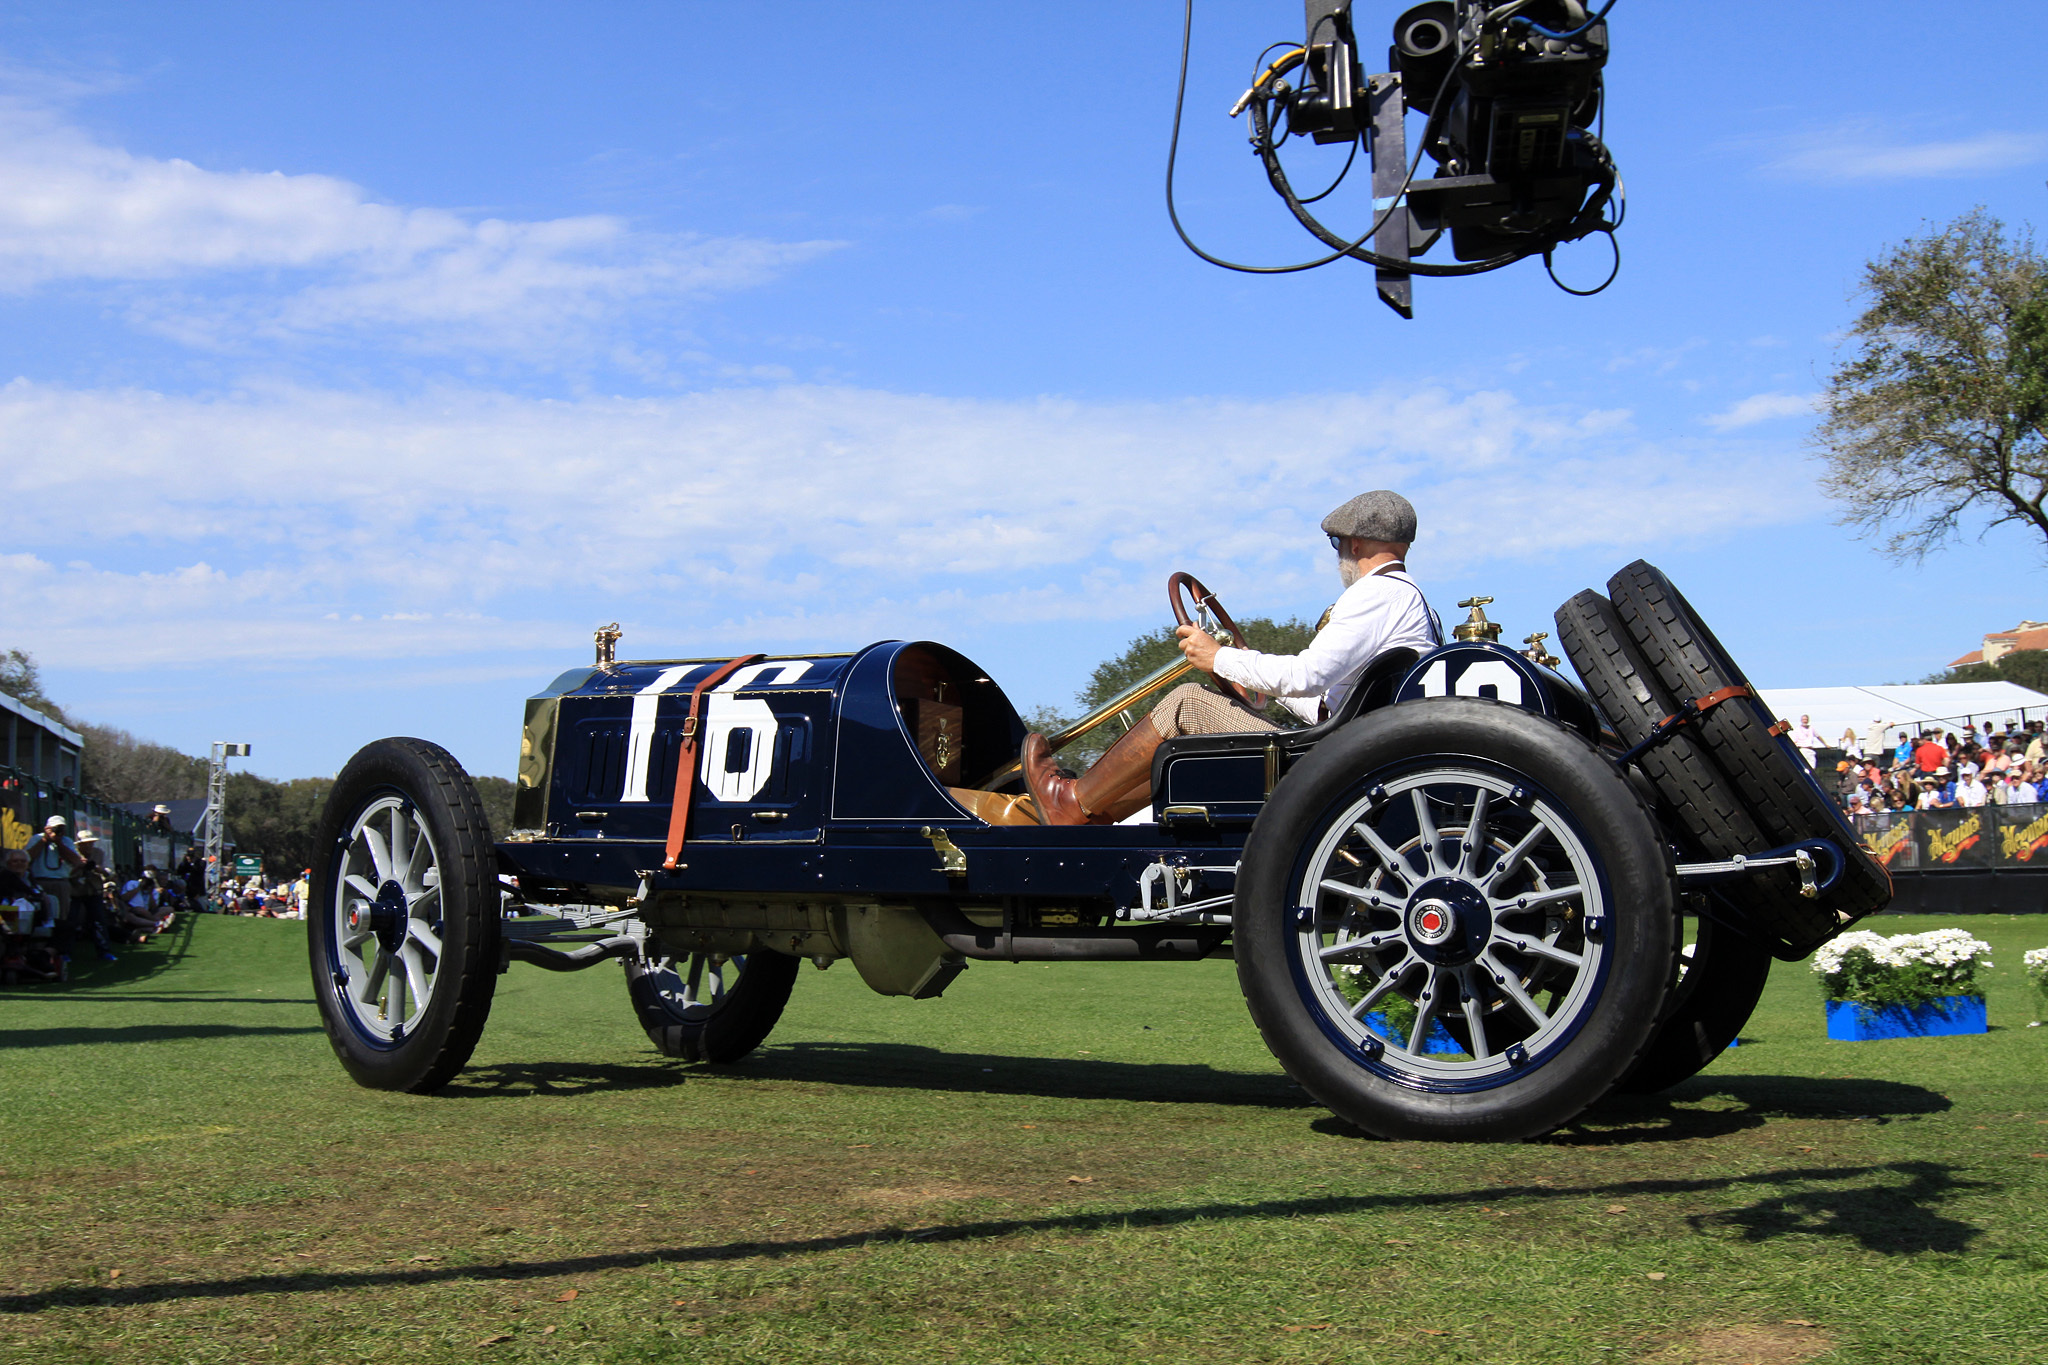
[11,995,315,1006]
[1688,1159,1985,1255]
[1552,1074,1953,1145]
[438,1041,1311,1109]
[11,915,203,997]
[0,1023,323,1049]
[0,1160,1986,1314]
[1302,1074,1953,1146]
[441,1061,694,1098]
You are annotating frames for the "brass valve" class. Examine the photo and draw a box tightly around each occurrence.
[1522,631,1560,669]
[594,622,622,673]
[1453,596,1502,643]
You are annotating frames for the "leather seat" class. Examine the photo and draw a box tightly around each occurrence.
[1151,647,1422,776]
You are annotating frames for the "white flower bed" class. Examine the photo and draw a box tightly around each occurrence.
[1812,928,1993,1009]
[1812,928,1993,977]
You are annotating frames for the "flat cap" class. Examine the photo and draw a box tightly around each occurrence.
[1321,490,1416,543]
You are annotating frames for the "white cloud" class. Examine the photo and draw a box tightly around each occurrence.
[0,379,1819,672]
[1704,391,1818,431]
[1762,121,2048,182]
[0,98,840,355]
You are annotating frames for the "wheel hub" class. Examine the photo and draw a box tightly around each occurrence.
[1403,877,1491,965]
[347,880,410,954]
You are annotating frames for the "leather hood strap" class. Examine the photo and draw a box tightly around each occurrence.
[662,653,765,871]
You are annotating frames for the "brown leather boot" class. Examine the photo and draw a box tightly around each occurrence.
[946,787,1042,826]
[1021,720,1164,826]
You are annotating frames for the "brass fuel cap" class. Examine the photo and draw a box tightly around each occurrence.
[1453,596,1502,643]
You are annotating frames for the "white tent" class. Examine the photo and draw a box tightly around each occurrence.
[1755,682,2048,753]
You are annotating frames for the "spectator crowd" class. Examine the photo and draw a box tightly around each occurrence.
[2,823,314,986]
[1805,715,2048,815]
[0,814,186,984]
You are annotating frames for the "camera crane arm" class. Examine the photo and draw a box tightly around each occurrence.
[1174,0,1625,317]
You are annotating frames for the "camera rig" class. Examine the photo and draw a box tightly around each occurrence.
[1171,0,1624,318]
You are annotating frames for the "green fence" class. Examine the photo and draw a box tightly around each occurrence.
[0,762,191,878]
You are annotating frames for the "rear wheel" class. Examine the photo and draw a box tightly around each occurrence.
[309,738,500,1092]
[624,947,798,1062]
[1235,698,1677,1142]
[1617,907,1772,1093]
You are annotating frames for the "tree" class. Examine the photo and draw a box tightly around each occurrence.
[474,775,516,838]
[0,647,64,722]
[1923,647,2048,693]
[217,771,516,875]
[77,722,209,803]
[222,773,335,875]
[1038,615,1317,767]
[1816,209,2048,560]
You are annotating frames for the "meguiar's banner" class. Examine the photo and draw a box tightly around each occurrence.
[1860,811,1917,871]
[1853,803,2048,870]
[1914,808,1994,868]
[1993,804,2048,864]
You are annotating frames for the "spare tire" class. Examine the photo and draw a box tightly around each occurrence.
[1606,561,1890,952]
[1554,590,1828,956]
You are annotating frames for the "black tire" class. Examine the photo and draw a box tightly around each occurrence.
[308,738,500,1092]
[1606,561,1891,951]
[1616,905,1772,1093]
[624,948,799,1063]
[1555,590,1823,956]
[1235,697,1678,1142]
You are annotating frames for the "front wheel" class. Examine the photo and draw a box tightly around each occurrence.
[1235,697,1678,1142]
[308,738,500,1092]
[623,947,799,1063]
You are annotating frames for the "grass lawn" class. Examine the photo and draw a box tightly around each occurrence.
[2,910,2045,1365]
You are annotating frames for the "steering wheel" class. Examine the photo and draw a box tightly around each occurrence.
[1168,572,1269,711]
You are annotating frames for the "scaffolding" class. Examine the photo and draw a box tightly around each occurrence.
[200,741,250,891]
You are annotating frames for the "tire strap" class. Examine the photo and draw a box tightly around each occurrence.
[1615,684,1761,767]
[661,653,765,871]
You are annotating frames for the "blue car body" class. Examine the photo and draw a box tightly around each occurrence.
[496,637,1597,914]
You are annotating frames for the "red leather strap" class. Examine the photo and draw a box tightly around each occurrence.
[1694,684,1752,712]
[662,653,764,871]
[1653,684,1755,732]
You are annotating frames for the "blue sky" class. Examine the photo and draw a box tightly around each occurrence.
[1,1,2044,782]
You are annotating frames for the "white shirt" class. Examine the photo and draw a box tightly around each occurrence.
[1789,722,1823,760]
[1956,778,1987,808]
[1211,563,1441,725]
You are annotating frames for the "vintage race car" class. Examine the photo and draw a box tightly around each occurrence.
[307,560,1890,1142]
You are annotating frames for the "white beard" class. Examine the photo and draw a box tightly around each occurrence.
[1336,557,1360,588]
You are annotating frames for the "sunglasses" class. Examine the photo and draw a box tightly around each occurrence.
[1328,534,1347,552]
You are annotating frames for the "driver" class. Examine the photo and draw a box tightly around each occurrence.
[1020,490,1442,826]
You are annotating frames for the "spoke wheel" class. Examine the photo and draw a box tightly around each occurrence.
[332,797,447,1042]
[309,738,499,1093]
[1303,767,1606,1083]
[624,946,798,1063]
[1236,697,1676,1141]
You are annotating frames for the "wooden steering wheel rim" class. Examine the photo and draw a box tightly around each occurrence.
[1167,572,1265,709]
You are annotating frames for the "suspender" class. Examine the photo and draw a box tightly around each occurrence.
[661,653,765,871]
[1370,562,1442,644]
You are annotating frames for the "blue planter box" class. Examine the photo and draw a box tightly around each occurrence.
[1364,1012,1463,1054]
[1825,995,1987,1041]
